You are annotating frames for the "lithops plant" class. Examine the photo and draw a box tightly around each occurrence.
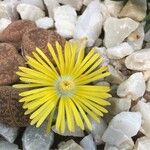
[0,86,30,127]
[14,41,111,133]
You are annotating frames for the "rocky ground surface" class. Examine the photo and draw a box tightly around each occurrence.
[0,0,150,150]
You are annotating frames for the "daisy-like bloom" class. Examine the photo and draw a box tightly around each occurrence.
[13,41,111,133]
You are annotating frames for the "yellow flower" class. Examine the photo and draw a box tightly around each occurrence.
[13,41,111,133]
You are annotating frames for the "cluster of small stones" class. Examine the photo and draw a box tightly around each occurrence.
[0,0,150,150]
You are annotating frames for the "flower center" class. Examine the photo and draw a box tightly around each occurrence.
[56,76,75,96]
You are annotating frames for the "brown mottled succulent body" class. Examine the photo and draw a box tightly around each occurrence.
[0,86,30,127]
[22,28,65,61]
[0,43,25,85]
[0,20,37,48]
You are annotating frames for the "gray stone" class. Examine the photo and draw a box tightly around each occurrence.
[52,124,84,137]
[119,0,147,21]
[87,118,107,145]
[22,125,54,150]
[104,0,124,17]
[0,141,19,150]
[0,123,18,143]
[58,140,83,150]
[80,134,97,150]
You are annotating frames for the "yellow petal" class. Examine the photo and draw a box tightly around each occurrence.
[64,99,75,132]
[19,87,54,96]
[69,98,84,130]
[72,98,92,130]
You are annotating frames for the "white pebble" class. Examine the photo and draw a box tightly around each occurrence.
[106,65,126,84]
[36,17,54,29]
[0,18,11,32]
[104,0,124,17]
[117,72,146,100]
[54,5,77,38]
[52,124,84,137]
[102,112,142,146]
[143,70,150,81]
[57,0,83,10]
[103,126,132,146]
[104,17,139,48]
[132,101,150,137]
[147,79,150,91]
[125,48,150,71]
[0,0,19,20]
[87,118,107,145]
[105,139,134,150]
[73,0,103,47]
[133,136,150,150]
[43,0,60,18]
[127,24,144,51]
[58,140,83,150]
[80,134,97,150]
[20,0,45,10]
[106,42,134,59]
[17,3,45,21]
[108,97,131,115]
[95,47,109,66]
